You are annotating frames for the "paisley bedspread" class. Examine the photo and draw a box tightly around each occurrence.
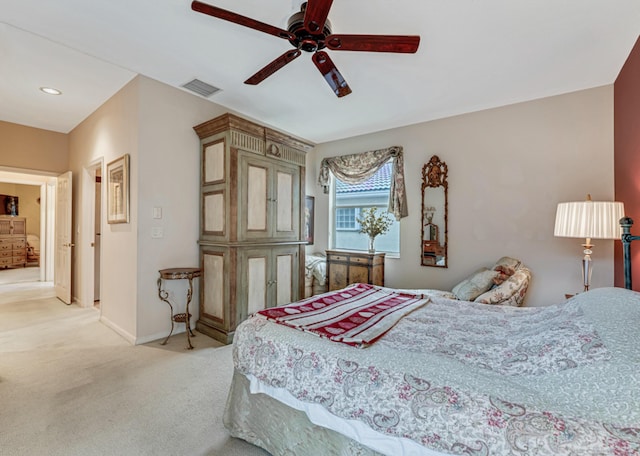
[256,283,430,347]
[232,287,640,455]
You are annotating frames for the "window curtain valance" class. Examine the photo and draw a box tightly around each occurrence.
[317,146,408,220]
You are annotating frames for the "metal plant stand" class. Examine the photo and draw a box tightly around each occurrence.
[157,267,201,349]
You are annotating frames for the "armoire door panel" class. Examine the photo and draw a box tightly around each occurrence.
[276,253,293,306]
[247,256,267,315]
[276,171,293,232]
[273,163,300,240]
[203,191,225,234]
[203,252,225,321]
[203,140,225,184]
[246,163,268,232]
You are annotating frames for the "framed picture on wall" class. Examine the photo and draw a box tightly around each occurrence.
[304,196,315,245]
[107,154,130,224]
[0,195,19,216]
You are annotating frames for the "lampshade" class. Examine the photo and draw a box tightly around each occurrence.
[554,200,625,240]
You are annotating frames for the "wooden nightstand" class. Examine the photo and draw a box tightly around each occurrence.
[326,249,385,291]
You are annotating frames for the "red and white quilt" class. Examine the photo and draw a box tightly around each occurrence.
[256,283,429,347]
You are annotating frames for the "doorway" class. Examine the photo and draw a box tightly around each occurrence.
[0,169,57,285]
[94,167,102,308]
[0,165,103,307]
[80,161,102,310]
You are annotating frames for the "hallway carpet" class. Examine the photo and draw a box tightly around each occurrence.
[0,281,269,456]
[0,266,39,285]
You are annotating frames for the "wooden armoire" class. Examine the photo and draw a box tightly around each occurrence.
[193,113,313,344]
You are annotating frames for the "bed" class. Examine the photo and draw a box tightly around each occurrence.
[223,236,640,455]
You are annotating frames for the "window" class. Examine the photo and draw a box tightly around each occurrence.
[336,207,358,230]
[333,161,400,254]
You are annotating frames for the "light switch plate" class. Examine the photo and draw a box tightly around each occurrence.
[151,227,163,238]
[153,207,162,219]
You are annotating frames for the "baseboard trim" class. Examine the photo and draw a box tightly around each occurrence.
[99,315,136,345]
[100,317,194,346]
[136,325,186,345]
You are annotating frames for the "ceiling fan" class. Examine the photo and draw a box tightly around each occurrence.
[191,0,420,97]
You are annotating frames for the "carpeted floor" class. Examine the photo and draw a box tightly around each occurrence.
[0,266,39,285]
[0,281,270,456]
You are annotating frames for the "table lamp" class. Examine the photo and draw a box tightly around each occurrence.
[554,195,625,291]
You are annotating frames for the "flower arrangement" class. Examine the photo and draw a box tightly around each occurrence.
[356,207,393,249]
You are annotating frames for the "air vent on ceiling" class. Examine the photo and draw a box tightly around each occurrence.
[181,79,221,97]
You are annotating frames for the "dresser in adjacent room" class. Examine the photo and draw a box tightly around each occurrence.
[0,216,27,268]
[194,113,314,344]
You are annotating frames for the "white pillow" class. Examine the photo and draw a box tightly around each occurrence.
[452,268,500,301]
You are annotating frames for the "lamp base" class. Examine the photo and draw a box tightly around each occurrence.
[581,240,593,292]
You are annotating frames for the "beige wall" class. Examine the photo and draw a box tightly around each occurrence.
[68,75,228,343]
[0,182,40,236]
[0,121,69,173]
[69,77,141,340]
[134,76,228,342]
[307,86,615,307]
[3,72,616,341]
[0,121,68,283]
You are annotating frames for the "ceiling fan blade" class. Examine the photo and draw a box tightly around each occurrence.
[191,1,294,41]
[245,50,302,85]
[303,0,334,33]
[326,34,420,53]
[312,51,352,98]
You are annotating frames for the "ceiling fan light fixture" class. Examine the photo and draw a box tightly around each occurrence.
[40,87,62,95]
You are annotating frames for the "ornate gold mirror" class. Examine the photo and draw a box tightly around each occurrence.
[421,155,448,267]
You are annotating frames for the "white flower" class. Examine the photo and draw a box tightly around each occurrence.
[356,207,392,239]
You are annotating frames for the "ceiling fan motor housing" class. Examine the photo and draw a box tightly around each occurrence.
[287,3,332,52]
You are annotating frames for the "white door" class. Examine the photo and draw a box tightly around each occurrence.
[55,171,73,304]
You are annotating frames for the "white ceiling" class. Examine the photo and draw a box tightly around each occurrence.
[1,0,639,144]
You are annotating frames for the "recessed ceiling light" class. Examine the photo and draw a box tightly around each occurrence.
[40,87,62,95]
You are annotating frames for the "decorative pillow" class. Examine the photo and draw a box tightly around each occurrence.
[452,268,500,301]
[492,272,510,286]
[492,256,521,274]
[494,264,516,277]
[475,268,531,305]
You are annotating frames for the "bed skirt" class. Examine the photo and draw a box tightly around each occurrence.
[224,369,383,456]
